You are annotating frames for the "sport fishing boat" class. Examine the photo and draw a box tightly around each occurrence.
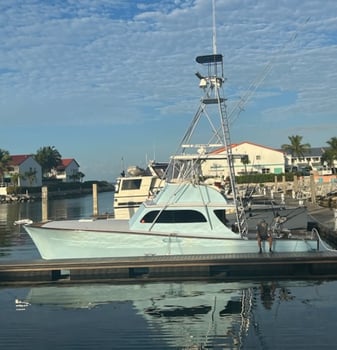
[23,49,333,259]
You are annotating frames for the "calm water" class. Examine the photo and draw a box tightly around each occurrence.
[1,193,337,349]
[0,191,114,261]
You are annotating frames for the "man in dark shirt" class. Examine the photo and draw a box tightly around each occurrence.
[257,219,273,253]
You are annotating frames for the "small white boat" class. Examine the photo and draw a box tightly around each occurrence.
[113,161,168,219]
[24,46,334,260]
[14,219,33,226]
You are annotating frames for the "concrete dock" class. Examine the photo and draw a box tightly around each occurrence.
[1,251,337,285]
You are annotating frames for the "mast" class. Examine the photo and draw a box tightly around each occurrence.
[212,0,217,54]
[168,0,248,237]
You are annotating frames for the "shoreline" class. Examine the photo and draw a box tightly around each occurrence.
[0,185,114,203]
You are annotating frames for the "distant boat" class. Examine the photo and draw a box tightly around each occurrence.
[14,219,33,225]
[23,50,333,259]
[113,160,168,219]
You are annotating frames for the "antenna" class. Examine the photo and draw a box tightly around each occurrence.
[212,0,217,54]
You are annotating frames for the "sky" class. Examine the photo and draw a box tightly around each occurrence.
[1,0,337,181]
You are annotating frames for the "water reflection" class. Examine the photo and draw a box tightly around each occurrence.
[7,280,327,350]
[258,281,296,311]
[19,282,255,349]
[3,279,337,349]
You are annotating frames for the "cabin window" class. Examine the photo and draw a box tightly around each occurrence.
[214,210,229,225]
[141,210,207,223]
[121,179,142,190]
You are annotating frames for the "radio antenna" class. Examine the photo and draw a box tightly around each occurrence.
[212,0,217,54]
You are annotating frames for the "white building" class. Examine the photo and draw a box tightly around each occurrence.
[283,147,336,175]
[202,141,285,178]
[7,155,42,187]
[54,158,81,182]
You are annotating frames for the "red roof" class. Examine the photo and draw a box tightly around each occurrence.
[9,155,33,166]
[61,158,79,167]
[9,155,79,168]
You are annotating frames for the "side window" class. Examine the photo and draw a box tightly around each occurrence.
[141,210,206,223]
[121,179,142,190]
[214,210,229,225]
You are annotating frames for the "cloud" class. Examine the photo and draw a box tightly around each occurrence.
[1,0,336,179]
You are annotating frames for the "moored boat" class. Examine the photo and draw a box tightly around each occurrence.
[23,24,335,260]
[113,160,168,219]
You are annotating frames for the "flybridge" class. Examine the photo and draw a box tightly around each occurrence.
[195,53,224,91]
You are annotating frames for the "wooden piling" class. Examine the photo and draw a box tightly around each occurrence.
[293,176,298,193]
[42,186,48,222]
[274,175,277,189]
[93,183,99,216]
[310,174,316,204]
[282,175,287,193]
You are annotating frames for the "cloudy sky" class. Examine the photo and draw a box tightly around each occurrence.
[1,0,337,180]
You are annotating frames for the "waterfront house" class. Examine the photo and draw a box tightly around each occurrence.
[202,141,285,178]
[283,147,335,175]
[6,155,42,187]
[53,158,81,182]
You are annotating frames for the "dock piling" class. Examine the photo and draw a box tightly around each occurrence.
[92,183,99,217]
[42,186,48,222]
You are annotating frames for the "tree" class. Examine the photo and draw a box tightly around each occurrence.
[24,169,37,186]
[281,135,311,162]
[35,146,62,177]
[0,148,11,183]
[69,171,85,183]
[326,137,337,157]
[10,172,20,193]
[321,137,337,173]
[240,155,250,174]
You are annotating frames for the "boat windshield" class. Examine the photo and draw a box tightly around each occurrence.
[140,210,207,224]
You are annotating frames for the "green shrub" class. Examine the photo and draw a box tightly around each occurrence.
[236,173,294,184]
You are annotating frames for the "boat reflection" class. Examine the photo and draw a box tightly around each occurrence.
[21,281,314,349]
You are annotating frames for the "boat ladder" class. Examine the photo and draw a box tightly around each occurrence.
[218,95,249,238]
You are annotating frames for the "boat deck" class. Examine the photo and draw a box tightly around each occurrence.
[1,250,337,285]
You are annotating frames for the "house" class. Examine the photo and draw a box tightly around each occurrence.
[6,155,42,187]
[283,147,335,174]
[202,141,285,178]
[53,158,81,182]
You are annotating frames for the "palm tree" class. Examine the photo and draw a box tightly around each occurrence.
[281,135,311,166]
[35,146,62,178]
[240,155,250,174]
[10,172,20,194]
[326,137,337,155]
[24,169,37,186]
[0,148,11,184]
[321,137,337,173]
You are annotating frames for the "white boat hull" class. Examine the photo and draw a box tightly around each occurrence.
[25,220,324,260]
